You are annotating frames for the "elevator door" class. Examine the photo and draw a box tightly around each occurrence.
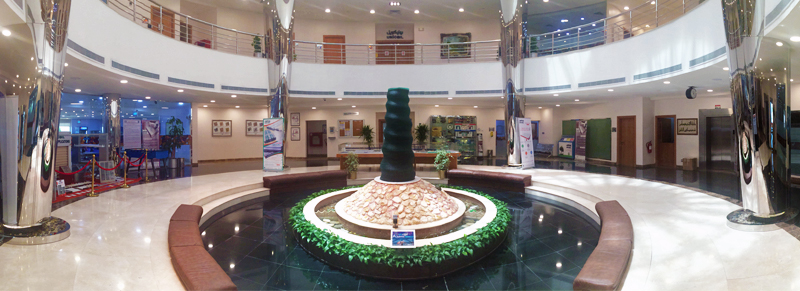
[706,116,734,171]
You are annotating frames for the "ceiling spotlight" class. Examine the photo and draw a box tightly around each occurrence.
[337,98,342,100]
[723,67,729,71]
[325,8,330,13]
[210,100,216,103]
[538,106,542,109]
[30,57,33,61]
[554,94,559,96]
[435,105,439,107]
[177,89,184,92]
[145,96,151,99]
[556,104,561,107]
[776,41,784,46]
[543,0,549,2]
[707,89,714,92]
[623,6,629,10]
[65,63,68,67]
[143,106,147,108]
[790,36,800,42]
[203,105,208,107]
[235,106,240,108]
[664,81,671,84]
[459,8,464,12]
[608,89,614,92]
[561,19,568,23]
[414,9,419,14]
[473,106,478,108]
[575,99,580,101]
[651,1,655,4]
[120,80,128,83]
[75,89,81,92]
[447,97,453,100]
[351,105,356,108]
[312,107,317,109]
[1,29,10,36]
[231,95,237,98]
[178,102,184,105]
[390,1,400,6]
[370,9,375,14]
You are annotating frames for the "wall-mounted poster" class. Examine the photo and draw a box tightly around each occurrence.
[246,120,264,136]
[517,117,535,169]
[263,118,285,171]
[142,120,160,150]
[123,119,142,149]
[338,120,364,137]
[290,112,300,126]
[677,118,698,135]
[441,33,472,59]
[212,120,232,137]
[291,127,301,141]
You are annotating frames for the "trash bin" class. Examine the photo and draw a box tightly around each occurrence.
[681,157,698,171]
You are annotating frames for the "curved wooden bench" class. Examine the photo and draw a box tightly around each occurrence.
[573,200,633,291]
[447,169,531,192]
[263,170,347,201]
[169,204,237,291]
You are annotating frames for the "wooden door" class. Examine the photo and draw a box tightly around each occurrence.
[150,6,175,38]
[323,35,346,64]
[378,119,386,143]
[617,116,636,167]
[655,115,676,168]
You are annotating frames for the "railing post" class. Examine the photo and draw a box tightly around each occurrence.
[420,45,423,64]
[629,11,632,37]
[159,6,163,34]
[447,44,451,63]
[132,0,136,22]
[394,45,397,64]
[235,31,239,55]
[367,46,370,65]
[655,0,659,27]
[577,29,580,49]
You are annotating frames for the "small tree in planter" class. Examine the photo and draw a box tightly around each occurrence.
[414,123,429,149]
[252,35,263,57]
[345,152,359,179]
[434,147,451,179]
[361,125,374,149]
[164,116,185,168]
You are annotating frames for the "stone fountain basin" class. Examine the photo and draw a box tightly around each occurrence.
[303,187,497,247]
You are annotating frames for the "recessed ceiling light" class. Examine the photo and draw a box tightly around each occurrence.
[179,102,184,105]
[791,36,800,42]
[120,80,128,83]
[312,107,317,109]
[435,105,439,107]
[723,67,729,71]
[458,8,464,12]
[414,9,419,14]
[1,29,10,37]
[325,8,330,13]
[30,57,33,61]
[231,95,237,98]
[210,100,216,103]
[776,41,784,46]
[608,89,614,92]
[203,105,208,107]
[337,98,342,100]
[390,1,400,6]
[663,81,671,84]
[561,19,568,23]
[581,17,585,20]
[370,9,375,14]
[707,89,713,92]
[177,89,184,92]
[143,106,147,108]
[236,106,240,108]
[651,1,655,4]
[538,107,542,109]
[145,96,151,99]
[473,106,478,108]
[75,89,81,92]
[556,104,560,107]
[65,63,68,67]
[543,0,549,2]
[448,97,453,100]
[623,6,629,10]
[575,99,580,101]
[351,105,356,108]
[554,94,559,96]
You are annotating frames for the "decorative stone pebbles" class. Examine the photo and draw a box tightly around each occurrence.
[339,179,458,226]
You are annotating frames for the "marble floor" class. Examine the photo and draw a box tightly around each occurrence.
[0,165,799,290]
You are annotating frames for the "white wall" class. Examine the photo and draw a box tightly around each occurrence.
[217,7,267,35]
[292,19,499,44]
[284,105,504,158]
[193,107,271,162]
[653,96,733,165]
[180,0,217,24]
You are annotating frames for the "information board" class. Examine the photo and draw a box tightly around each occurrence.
[263,118,285,171]
[391,230,416,248]
[123,119,142,149]
[517,117,535,169]
[142,120,160,150]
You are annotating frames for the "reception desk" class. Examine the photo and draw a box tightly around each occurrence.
[336,152,460,170]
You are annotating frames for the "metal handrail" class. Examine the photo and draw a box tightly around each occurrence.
[528,0,703,57]
[292,40,501,65]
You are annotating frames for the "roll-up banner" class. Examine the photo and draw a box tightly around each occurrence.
[517,117,535,169]
[575,120,587,161]
[263,118,285,171]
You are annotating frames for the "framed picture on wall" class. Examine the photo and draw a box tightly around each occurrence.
[291,127,301,141]
[246,120,264,136]
[677,118,698,135]
[290,112,301,126]
[440,33,472,59]
[212,120,232,137]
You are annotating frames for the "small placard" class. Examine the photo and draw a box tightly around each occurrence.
[391,230,416,248]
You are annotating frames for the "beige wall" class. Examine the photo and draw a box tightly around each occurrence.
[293,19,500,44]
[179,0,217,24]
[217,7,266,35]
[193,106,271,162]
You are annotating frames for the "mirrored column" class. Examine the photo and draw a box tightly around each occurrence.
[500,0,527,167]
[102,94,121,164]
[266,0,294,163]
[722,0,792,219]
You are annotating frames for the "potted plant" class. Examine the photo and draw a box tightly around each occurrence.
[345,152,359,179]
[361,125,374,149]
[252,35,263,58]
[164,116,185,169]
[434,147,451,179]
[414,123,429,148]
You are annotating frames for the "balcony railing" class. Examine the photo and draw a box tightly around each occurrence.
[293,40,501,65]
[105,0,267,58]
[529,0,704,56]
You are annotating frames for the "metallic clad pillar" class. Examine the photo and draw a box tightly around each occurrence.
[3,0,72,233]
[722,0,792,220]
[102,94,121,164]
[267,0,294,163]
[500,0,526,167]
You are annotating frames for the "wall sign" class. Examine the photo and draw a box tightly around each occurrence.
[375,23,414,41]
[290,127,301,141]
[677,118,698,135]
[391,230,415,248]
[517,117,535,169]
[290,112,300,126]
[263,118,285,171]
[123,119,142,149]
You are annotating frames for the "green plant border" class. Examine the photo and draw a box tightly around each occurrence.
[288,185,510,268]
